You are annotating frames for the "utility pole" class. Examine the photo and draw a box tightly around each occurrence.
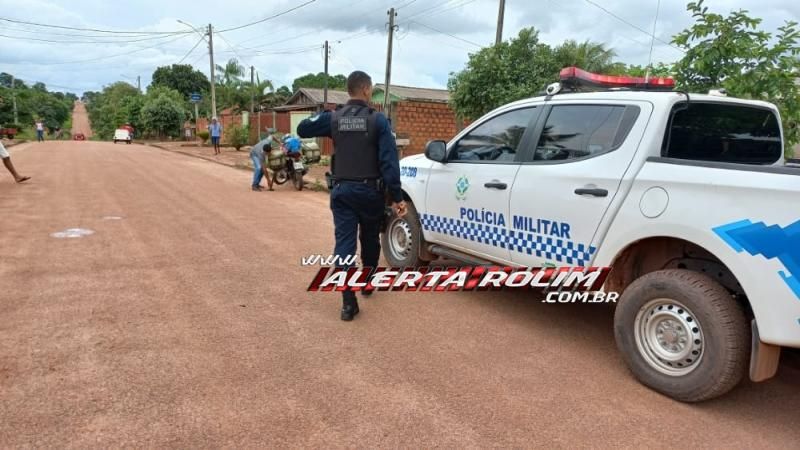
[250,66,255,113]
[495,0,505,45]
[194,102,200,146]
[383,8,397,116]
[323,40,329,106]
[207,23,217,118]
[11,75,18,125]
[137,75,141,93]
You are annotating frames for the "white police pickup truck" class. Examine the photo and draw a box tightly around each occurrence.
[382,68,800,402]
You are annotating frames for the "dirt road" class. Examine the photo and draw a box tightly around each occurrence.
[70,101,92,138]
[1,141,798,448]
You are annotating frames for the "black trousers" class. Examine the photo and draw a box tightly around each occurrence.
[330,181,385,302]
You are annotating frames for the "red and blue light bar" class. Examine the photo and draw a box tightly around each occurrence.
[559,66,675,91]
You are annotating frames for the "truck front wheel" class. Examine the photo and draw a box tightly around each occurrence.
[614,269,749,402]
[381,201,428,267]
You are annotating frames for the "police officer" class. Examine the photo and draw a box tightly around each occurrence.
[297,70,407,321]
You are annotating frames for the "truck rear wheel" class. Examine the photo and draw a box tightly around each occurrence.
[614,269,749,402]
[381,201,429,267]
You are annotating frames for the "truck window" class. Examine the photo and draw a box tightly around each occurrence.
[664,103,782,164]
[532,105,637,161]
[450,107,537,163]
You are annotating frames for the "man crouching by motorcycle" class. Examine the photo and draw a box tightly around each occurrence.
[250,129,275,191]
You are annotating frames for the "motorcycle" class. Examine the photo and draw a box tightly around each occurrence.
[273,149,308,191]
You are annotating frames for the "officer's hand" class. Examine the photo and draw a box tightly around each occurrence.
[393,201,407,218]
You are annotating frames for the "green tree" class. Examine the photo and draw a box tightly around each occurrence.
[140,92,186,139]
[610,63,675,77]
[146,84,186,105]
[553,40,620,74]
[291,72,347,92]
[672,0,800,153]
[448,27,559,119]
[85,82,142,139]
[215,58,245,87]
[150,64,210,99]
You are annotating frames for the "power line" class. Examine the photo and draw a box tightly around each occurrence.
[0,16,188,35]
[178,35,207,64]
[396,0,419,9]
[217,0,318,33]
[0,31,188,45]
[582,0,684,53]
[38,33,192,65]
[404,0,475,21]
[0,24,183,39]
[230,0,376,49]
[409,21,482,48]
[215,31,252,67]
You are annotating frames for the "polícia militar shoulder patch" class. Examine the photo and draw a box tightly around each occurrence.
[338,116,368,132]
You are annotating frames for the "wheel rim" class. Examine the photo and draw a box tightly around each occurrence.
[275,170,288,184]
[388,218,413,262]
[634,298,704,376]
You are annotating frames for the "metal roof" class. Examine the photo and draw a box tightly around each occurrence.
[286,88,351,106]
[374,84,450,102]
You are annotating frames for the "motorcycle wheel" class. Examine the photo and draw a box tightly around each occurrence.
[293,172,304,191]
[274,169,289,185]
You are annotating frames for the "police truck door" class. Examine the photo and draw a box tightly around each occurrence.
[422,107,540,263]
[508,101,651,267]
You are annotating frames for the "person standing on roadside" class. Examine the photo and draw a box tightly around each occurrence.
[297,70,407,321]
[250,130,275,192]
[208,117,223,155]
[0,140,30,183]
[35,119,44,142]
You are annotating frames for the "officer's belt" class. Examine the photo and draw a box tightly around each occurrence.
[333,177,381,188]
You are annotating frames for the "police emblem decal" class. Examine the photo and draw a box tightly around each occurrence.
[455,175,470,201]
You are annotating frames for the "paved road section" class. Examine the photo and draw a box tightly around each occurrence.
[1,141,798,448]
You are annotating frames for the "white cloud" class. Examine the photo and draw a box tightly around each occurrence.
[0,0,798,94]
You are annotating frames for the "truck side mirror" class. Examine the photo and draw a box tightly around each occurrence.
[424,140,448,163]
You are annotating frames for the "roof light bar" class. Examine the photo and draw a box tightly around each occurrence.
[559,66,675,91]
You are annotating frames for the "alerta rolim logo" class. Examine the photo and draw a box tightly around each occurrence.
[455,175,470,201]
[307,266,618,303]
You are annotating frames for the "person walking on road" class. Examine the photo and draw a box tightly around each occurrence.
[0,141,30,183]
[208,117,223,155]
[35,120,45,142]
[297,70,407,321]
[250,131,275,192]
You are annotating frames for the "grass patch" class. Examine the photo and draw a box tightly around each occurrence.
[309,178,328,192]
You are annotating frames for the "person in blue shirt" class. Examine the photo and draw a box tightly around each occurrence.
[297,70,407,321]
[282,135,302,154]
[208,117,223,155]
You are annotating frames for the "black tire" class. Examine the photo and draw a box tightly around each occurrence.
[113,140,117,144]
[614,269,749,402]
[274,169,289,185]
[381,200,429,267]
[293,173,303,190]
[7,134,14,139]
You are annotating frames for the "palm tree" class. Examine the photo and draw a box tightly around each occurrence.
[554,40,619,74]
[215,58,246,87]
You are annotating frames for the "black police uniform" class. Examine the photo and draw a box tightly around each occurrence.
[297,99,403,320]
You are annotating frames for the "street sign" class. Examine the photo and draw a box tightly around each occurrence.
[190,93,202,103]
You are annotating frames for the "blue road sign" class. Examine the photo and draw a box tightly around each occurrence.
[190,93,202,103]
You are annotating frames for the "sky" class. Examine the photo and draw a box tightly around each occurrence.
[0,0,798,95]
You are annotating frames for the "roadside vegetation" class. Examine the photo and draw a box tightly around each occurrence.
[448,0,799,154]
[0,73,76,138]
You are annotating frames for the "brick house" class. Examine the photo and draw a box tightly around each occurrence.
[199,85,466,156]
[373,84,465,155]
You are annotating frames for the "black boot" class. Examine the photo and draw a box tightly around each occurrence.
[341,295,359,321]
